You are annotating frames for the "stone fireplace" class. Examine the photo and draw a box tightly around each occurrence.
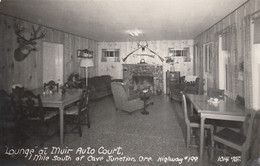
[123,64,163,94]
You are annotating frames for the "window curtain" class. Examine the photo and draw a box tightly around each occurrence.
[213,33,219,88]
[114,49,120,62]
[221,24,238,99]
[243,15,253,109]
[229,25,238,98]
[101,49,107,62]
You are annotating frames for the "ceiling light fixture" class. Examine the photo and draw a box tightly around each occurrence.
[127,29,142,37]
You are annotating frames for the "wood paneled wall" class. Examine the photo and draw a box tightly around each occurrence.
[0,14,98,92]
[194,0,260,159]
[194,0,260,99]
[97,40,194,93]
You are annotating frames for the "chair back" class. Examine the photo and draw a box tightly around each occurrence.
[181,91,190,125]
[111,82,128,100]
[21,90,44,121]
[78,89,89,114]
[0,89,17,124]
[44,80,59,92]
[243,110,257,150]
[208,88,224,99]
[235,95,245,108]
[11,86,24,113]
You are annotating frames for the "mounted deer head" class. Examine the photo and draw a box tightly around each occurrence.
[122,41,164,62]
[137,41,148,51]
[14,22,46,62]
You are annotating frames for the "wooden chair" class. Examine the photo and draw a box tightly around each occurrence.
[11,86,24,117]
[20,90,59,143]
[181,91,214,148]
[64,89,90,137]
[44,80,59,92]
[209,92,243,132]
[0,90,17,147]
[210,110,257,166]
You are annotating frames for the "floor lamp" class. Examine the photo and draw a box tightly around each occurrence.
[80,58,94,87]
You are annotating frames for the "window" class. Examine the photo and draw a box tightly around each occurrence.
[168,47,190,63]
[101,49,120,62]
[168,48,189,57]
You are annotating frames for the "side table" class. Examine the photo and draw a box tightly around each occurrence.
[140,89,153,115]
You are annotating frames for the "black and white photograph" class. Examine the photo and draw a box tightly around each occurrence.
[0,0,260,165]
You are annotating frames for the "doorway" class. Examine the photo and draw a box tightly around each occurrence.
[203,42,213,93]
[252,19,260,109]
[218,35,234,98]
[42,42,64,85]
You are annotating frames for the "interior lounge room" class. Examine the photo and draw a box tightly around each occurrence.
[0,0,260,165]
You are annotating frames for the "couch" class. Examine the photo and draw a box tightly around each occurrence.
[88,75,112,100]
[111,82,144,114]
[169,75,200,101]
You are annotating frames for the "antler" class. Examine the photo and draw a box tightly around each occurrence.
[122,47,141,62]
[123,41,164,62]
[138,41,148,51]
[146,47,164,62]
[31,25,46,41]
[14,22,28,43]
[14,22,46,45]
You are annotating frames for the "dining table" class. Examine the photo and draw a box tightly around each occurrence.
[186,94,247,165]
[33,87,83,146]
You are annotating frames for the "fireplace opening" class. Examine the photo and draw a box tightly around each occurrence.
[133,76,154,92]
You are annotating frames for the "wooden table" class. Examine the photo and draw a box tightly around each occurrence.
[186,94,247,164]
[33,88,83,146]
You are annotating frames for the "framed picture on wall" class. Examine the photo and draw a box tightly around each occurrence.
[77,49,93,58]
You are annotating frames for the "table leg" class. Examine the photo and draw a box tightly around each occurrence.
[200,117,205,165]
[59,107,64,146]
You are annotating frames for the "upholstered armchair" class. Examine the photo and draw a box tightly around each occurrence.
[111,82,144,114]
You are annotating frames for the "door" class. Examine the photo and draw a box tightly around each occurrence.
[219,36,227,90]
[43,42,63,85]
[252,19,260,109]
[252,44,260,109]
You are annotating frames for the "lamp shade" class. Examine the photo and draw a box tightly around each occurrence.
[80,59,94,67]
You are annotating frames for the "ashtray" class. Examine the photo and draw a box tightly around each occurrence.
[208,98,220,105]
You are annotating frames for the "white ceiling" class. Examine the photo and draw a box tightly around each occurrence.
[0,0,248,42]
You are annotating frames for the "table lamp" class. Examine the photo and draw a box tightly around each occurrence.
[80,58,94,86]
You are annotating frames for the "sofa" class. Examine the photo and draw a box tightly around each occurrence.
[88,75,112,100]
[169,75,200,101]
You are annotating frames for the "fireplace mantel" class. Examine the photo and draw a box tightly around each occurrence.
[123,63,161,66]
[122,64,163,94]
